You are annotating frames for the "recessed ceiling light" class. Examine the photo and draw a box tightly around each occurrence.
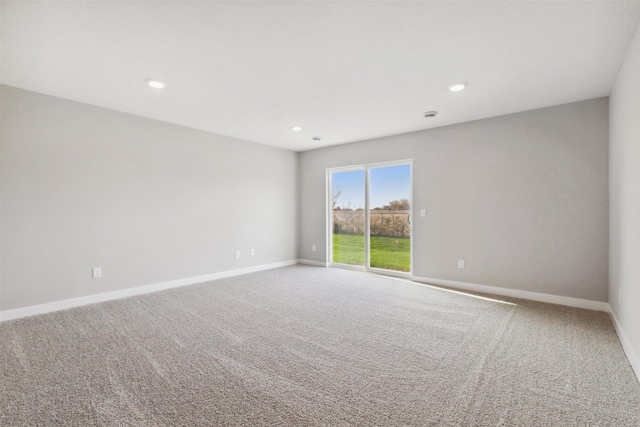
[146,79,165,89]
[423,111,438,118]
[291,126,302,132]
[449,82,467,92]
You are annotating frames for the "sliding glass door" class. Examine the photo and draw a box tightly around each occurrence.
[330,168,365,267]
[329,161,412,276]
[368,164,411,272]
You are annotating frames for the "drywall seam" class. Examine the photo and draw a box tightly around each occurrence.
[0,260,297,322]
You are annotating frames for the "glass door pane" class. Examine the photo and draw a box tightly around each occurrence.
[331,169,365,267]
[368,164,411,272]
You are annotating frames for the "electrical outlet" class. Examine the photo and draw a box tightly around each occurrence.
[458,260,464,269]
[92,267,102,278]
[235,251,240,259]
[250,249,255,256]
[312,245,316,252]
[420,209,426,217]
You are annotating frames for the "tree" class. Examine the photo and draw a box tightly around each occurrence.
[386,198,410,210]
[332,187,341,210]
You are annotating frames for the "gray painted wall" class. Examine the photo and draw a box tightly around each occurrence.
[300,98,609,301]
[609,21,640,365]
[0,84,613,311]
[1,85,298,311]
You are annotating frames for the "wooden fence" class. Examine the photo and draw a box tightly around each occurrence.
[333,210,411,238]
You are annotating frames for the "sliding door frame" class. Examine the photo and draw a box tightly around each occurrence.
[327,165,367,271]
[327,159,413,278]
[367,159,413,278]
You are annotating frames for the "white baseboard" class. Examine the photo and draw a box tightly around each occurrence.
[412,275,610,312]
[297,259,329,267]
[411,275,640,383]
[3,262,638,384]
[0,260,298,322]
[608,308,640,382]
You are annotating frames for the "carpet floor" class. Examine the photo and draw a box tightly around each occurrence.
[1,265,639,426]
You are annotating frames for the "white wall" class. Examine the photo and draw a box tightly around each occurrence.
[300,98,609,302]
[609,20,640,375]
[0,10,3,313]
[0,85,298,311]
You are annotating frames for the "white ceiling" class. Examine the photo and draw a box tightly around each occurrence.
[2,1,639,151]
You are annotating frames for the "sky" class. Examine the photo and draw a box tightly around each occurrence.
[331,164,410,209]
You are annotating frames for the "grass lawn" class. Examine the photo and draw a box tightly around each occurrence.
[332,233,410,272]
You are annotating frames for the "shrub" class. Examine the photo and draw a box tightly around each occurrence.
[333,210,411,237]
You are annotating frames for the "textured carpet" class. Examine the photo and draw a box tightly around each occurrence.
[1,265,639,426]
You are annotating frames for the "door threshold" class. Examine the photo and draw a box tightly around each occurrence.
[330,263,366,272]
[367,268,412,279]
[330,264,411,279]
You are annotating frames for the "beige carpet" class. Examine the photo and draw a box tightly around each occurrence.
[1,265,639,426]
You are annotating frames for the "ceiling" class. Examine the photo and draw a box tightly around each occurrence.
[2,1,639,152]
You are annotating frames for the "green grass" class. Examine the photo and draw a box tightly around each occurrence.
[332,233,410,272]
